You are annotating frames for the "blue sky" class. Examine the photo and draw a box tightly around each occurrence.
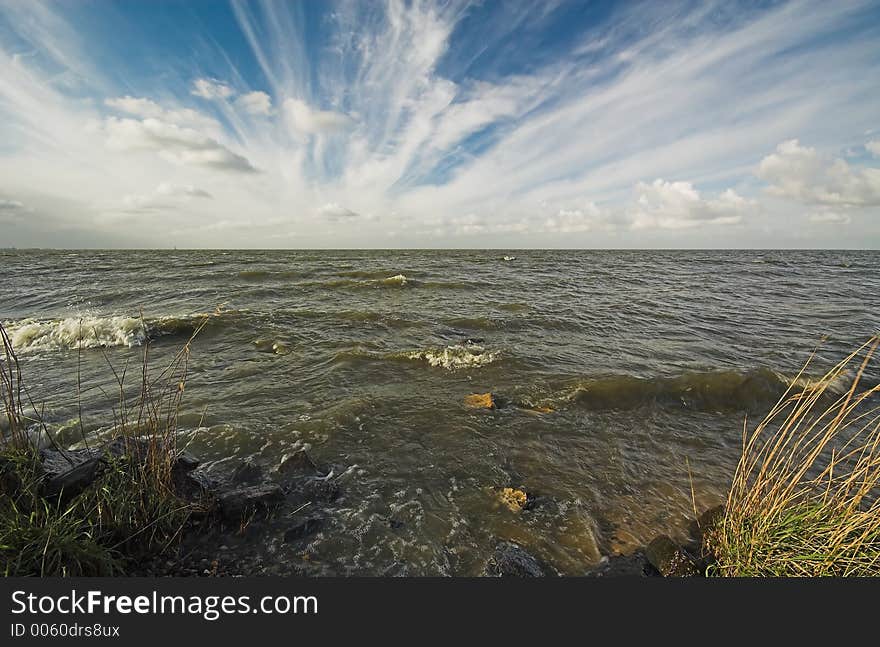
[0,0,878,248]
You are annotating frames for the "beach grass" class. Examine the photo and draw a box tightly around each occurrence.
[706,335,880,576]
[0,316,210,576]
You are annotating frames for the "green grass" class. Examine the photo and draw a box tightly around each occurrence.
[1,313,214,577]
[706,336,880,577]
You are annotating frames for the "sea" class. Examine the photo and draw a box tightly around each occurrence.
[1,248,878,574]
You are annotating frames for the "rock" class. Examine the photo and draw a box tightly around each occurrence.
[231,458,263,484]
[218,483,284,521]
[645,536,700,577]
[39,447,105,498]
[276,448,320,477]
[498,487,528,512]
[283,517,325,543]
[485,542,549,577]
[586,551,659,577]
[174,451,200,472]
[297,477,340,504]
[695,504,724,537]
[464,392,495,409]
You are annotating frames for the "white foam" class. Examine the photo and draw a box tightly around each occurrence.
[382,274,408,286]
[6,316,147,352]
[403,344,499,370]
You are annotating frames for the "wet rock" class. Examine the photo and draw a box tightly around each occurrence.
[389,518,405,530]
[585,551,659,577]
[276,448,321,477]
[174,451,200,472]
[39,447,105,498]
[497,487,528,512]
[218,483,284,521]
[231,458,263,484]
[283,517,325,543]
[297,477,340,504]
[695,504,724,537]
[645,535,700,577]
[485,542,549,577]
[464,392,495,409]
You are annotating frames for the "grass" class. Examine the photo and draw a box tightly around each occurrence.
[706,335,880,576]
[0,314,212,576]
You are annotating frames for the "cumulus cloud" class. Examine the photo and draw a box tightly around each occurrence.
[104,117,258,173]
[236,91,273,116]
[285,99,353,135]
[317,203,359,220]
[758,139,880,207]
[630,180,751,229]
[191,78,234,100]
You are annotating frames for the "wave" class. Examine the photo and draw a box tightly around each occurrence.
[5,312,227,352]
[307,275,473,290]
[397,343,499,370]
[238,269,309,281]
[522,368,852,413]
[337,270,412,279]
[333,343,500,371]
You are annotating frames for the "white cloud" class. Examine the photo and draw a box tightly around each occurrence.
[104,117,258,173]
[120,182,212,212]
[867,140,880,157]
[191,78,234,100]
[284,98,353,135]
[236,91,273,116]
[757,139,880,207]
[630,180,751,229]
[809,211,852,225]
[105,95,220,131]
[0,199,25,210]
[317,203,359,220]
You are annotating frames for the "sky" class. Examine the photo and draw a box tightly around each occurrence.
[0,0,879,249]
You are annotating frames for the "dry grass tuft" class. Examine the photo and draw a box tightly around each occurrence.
[707,335,880,576]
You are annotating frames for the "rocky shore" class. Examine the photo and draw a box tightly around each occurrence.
[32,437,723,577]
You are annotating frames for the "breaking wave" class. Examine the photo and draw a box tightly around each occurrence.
[5,312,225,352]
[397,343,500,370]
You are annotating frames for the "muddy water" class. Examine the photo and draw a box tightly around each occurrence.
[2,249,878,574]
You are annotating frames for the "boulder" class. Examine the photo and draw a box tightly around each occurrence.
[464,393,495,409]
[283,517,325,543]
[645,535,700,577]
[276,448,321,477]
[39,447,105,498]
[586,551,659,577]
[218,483,284,521]
[485,542,549,577]
[231,458,263,484]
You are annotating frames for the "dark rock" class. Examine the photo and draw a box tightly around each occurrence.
[585,551,660,577]
[297,477,340,504]
[283,517,325,543]
[389,518,404,530]
[695,505,724,537]
[231,458,263,484]
[218,483,284,521]
[276,448,321,477]
[174,451,200,472]
[39,447,105,498]
[645,535,700,577]
[485,541,549,577]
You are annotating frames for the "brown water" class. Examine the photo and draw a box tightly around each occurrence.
[2,249,879,574]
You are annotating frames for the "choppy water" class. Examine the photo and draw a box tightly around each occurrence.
[2,249,879,575]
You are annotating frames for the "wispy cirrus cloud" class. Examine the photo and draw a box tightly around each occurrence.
[0,0,878,247]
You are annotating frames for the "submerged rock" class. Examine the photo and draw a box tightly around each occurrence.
[283,517,325,544]
[586,551,659,577]
[276,448,321,477]
[464,392,496,409]
[218,483,284,521]
[485,541,550,577]
[645,535,700,577]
